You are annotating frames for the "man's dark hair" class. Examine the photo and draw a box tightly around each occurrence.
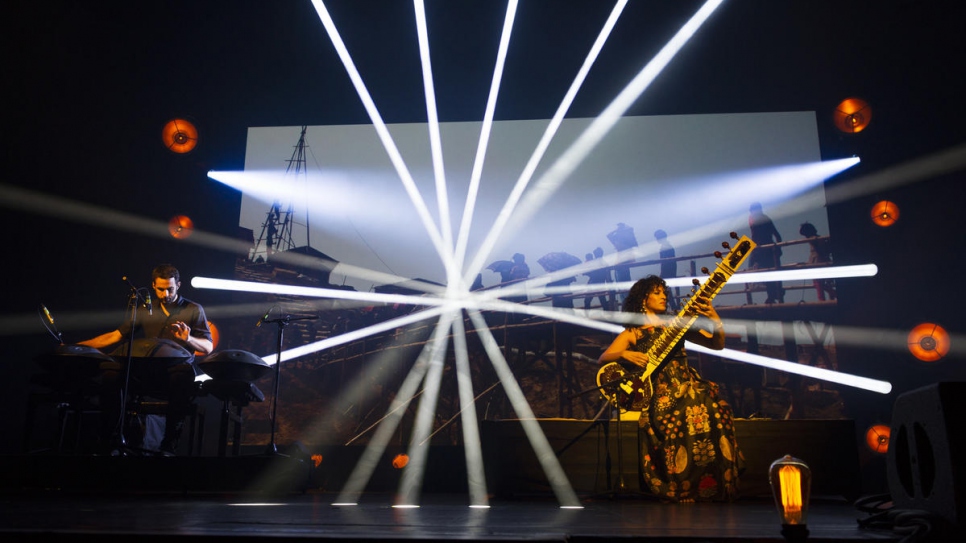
[152,263,181,283]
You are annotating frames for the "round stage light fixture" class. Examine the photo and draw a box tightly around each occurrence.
[865,424,890,454]
[907,323,950,362]
[392,453,409,469]
[168,215,194,239]
[833,97,872,133]
[871,200,899,227]
[162,118,199,154]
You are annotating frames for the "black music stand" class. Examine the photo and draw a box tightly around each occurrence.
[262,313,318,456]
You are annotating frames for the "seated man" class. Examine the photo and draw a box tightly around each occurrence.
[80,263,212,454]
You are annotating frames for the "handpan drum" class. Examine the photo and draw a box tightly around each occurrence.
[33,343,114,377]
[196,349,271,382]
[110,338,195,366]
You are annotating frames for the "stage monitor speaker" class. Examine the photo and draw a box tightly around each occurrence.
[886,382,966,527]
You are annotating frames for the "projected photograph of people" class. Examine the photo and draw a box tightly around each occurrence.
[210,111,855,449]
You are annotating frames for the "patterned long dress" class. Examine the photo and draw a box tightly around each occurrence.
[629,326,743,502]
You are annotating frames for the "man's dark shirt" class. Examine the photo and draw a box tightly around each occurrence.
[117,296,211,352]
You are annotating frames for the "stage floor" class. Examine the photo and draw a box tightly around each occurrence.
[0,491,905,543]
[1,454,906,543]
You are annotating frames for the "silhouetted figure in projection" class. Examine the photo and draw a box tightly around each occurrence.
[547,273,577,308]
[747,203,784,304]
[583,247,612,310]
[598,275,743,502]
[799,222,836,301]
[503,253,530,304]
[80,264,212,455]
[471,273,484,291]
[654,229,680,311]
[607,223,638,304]
[266,223,276,254]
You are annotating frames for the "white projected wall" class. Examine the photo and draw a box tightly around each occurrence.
[240,111,828,294]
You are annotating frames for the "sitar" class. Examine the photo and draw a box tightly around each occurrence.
[596,232,756,413]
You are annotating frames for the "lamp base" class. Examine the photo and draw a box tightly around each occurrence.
[781,523,809,542]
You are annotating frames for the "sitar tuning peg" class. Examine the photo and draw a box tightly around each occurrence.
[692,278,700,286]
[721,241,731,250]
[701,266,709,275]
[714,250,723,258]
[730,231,739,240]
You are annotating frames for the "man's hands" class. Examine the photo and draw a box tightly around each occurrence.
[170,321,192,342]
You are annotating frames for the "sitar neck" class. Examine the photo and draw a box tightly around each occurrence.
[645,234,756,365]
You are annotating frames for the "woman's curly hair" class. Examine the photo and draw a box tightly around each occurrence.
[622,274,669,314]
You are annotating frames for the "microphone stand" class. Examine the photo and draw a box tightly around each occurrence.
[609,379,631,494]
[113,284,147,454]
[577,366,651,499]
[263,313,318,456]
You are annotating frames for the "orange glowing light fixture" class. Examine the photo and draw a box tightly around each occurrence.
[769,454,811,541]
[168,215,194,239]
[392,453,409,469]
[833,97,872,133]
[871,200,899,227]
[865,424,890,454]
[162,118,199,153]
[907,323,950,362]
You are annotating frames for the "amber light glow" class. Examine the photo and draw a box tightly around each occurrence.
[871,200,900,227]
[865,424,890,454]
[778,465,803,523]
[311,454,323,468]
[908,322,950,362]
[195,321,219,356]
[392,454,409,469]
[168,215,194,239]
[833,97,872,133]
[162,118,198,153]
[769,454,811,540]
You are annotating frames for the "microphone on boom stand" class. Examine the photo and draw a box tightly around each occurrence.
[259,310,319,456]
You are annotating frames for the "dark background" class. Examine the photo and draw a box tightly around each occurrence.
[4,0,965,489]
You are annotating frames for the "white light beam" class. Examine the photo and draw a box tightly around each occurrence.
[395,311,457,506]
[687,343,893,394]
[467,309,583,508]
[413,0,454,265]
[462,0,631,281]
[334,316,448,505]
[466,0,724,281]
[309,0,458,283]
[454,0,520,268]
[449,313,489,507]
